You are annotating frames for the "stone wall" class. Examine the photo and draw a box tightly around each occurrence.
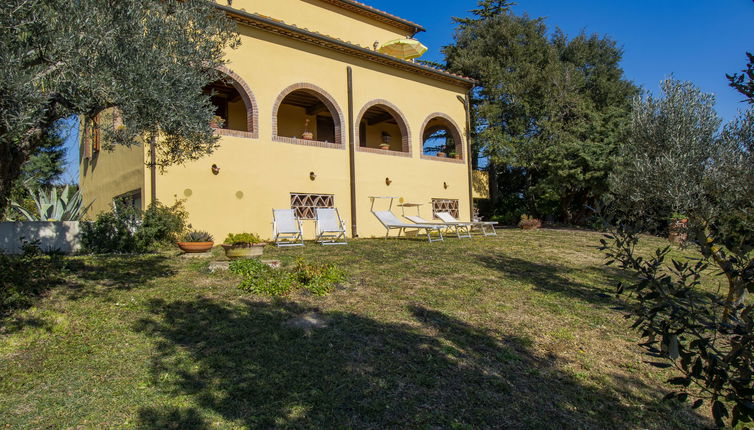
[0,221,81,254]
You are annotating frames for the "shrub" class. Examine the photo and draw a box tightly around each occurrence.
[81,200,187,254]
[518,215,542,230]
[223,232,262,245]
[229,258,345,297]
[136,201,187,249]
[81,207,139,254]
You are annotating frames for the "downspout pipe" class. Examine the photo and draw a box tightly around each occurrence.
[464,91,474,220]
[150,135,157,206]
[347,67,358,237]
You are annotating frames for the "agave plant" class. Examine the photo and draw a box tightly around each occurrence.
[11,185,92,221]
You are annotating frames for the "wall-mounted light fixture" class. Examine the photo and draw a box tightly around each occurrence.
[381,131,392,144]
[310,171,317,181]
[385,177,392,186]
[444,182,449,189]
[211,164,220,175]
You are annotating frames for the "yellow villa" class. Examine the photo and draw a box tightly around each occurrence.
[79,0,478,240]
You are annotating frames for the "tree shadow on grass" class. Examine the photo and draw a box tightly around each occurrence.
[1,254,176,332]
[62,254,176,300]
[133,298,705,429]
[476,254,629,308]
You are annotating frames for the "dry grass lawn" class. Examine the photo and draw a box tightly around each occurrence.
[0,228,716,429]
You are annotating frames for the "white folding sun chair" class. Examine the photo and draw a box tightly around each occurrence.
[404,214,471,239]
[436,212,498,237]
[315,208,348,245]
[272,209,304,247]
[373,210,444,243]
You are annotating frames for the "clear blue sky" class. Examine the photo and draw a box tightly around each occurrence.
[61,0,754,182]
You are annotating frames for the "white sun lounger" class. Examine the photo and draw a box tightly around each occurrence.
[315,208,348,245]
[373,210,444,242]
[272,209,305,247]
[436,212,498,236]
[404,215,471,239]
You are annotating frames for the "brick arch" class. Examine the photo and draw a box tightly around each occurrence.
[271,83,345,149]
[215,65,259,139]
[355,99,412,157]
[419,112,465,163]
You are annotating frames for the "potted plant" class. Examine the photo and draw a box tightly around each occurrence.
[668,213,689,244]
[222,232,266,259]
[177,230,214,253]
[518,214,542,230]
[437,151,446,158]
[302,119,314,140]
[379,143,391,150]
[448,151,460,159]
[209,115,224,129]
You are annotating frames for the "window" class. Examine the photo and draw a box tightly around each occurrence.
[290,193,334,220]
[432,198,460,219]
[421,115,463,159]
[275,88,341,145]
[202,70,255,134]
[356,102,409,153]
[115,189,142,210]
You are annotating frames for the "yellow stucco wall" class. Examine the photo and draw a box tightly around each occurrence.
[79,140,145,217]
[473,170,490,199]
[229,0,411,48]
[81,4,472,241]
[148,25,470,241]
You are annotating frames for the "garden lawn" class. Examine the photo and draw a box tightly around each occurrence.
[0,228,714,429]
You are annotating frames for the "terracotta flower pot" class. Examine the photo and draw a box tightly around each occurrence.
[437,152,446,158]
[302,132,314,140]
[222,243,266,259]
[177,242,214,253]
[379,144,390,150]
[454,154,461,160]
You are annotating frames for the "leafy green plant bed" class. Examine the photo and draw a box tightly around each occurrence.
[229,258,345,296]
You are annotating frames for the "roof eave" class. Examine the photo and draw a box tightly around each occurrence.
[318,0,426,35]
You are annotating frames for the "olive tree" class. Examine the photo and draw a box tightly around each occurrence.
[0,0,239,214]
[603,79,753,427]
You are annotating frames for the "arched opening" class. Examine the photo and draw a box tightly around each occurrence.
[421,115,463,159]
[275,89,340,144]
[357,103,409,153]
[202,70,255,134]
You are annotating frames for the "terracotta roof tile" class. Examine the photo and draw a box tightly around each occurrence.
[330,0,425,33]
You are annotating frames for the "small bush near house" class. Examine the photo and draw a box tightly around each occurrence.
[81,206,140,254]
[518,215,542,230]
[136,201,187,249]
[229,258,345,296]
[0,241,66,315]
[81,200,187,254]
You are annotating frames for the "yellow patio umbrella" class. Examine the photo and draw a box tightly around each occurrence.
[378,38,428,60]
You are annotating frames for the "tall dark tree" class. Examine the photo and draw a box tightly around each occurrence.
[526,31,638,222]
[443,2,637,223]
[0,0,239,214]
[727,52,754,104]
[443,3,552,214]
